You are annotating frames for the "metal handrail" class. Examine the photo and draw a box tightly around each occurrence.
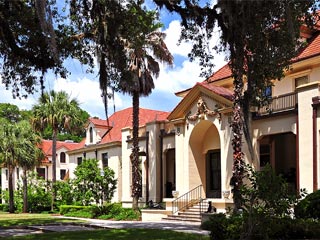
[172,185,203,215]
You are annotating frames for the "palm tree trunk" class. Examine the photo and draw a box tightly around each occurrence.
[52,129,57,183]
[51,129,57,211]
[131,91,141,211]
[22,168,28,213]
[8,165,14,213]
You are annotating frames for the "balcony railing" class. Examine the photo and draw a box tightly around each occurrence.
[256,92,297,116]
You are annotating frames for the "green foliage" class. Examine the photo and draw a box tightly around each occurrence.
[17,172,52,213]
[60,203,141,221]
[201,213,243,240]
[72,159,117,205]
[0,103,21,122]
[295,190,320,219]
[0,203,9,212]
[0,0,70,99]
[0,118,43,213]
[240,164,301,217]
[59,205,91,215]
[54,180,74,206]
[202,165,312,239]
[268,217,320,239]
[62,206,94,219]
[40,108,89,142]
[202,213,320,240]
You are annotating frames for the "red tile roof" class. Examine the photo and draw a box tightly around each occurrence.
[88,118,111,128]
[40,139,80,157]
[293,33,320,62]
[206,32,320,83]
[100,107,169,144]
[206,63,232,83]
[197,82,233,101]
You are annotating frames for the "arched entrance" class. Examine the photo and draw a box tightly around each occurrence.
[189,120,221,198]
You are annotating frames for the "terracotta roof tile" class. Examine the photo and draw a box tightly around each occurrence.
[197,82,234,101]
[88,118,110,128]
[40,139,81,156]
[206,32,320,83]
[100,107,169,144]
[293,33,320,62]
[206,63,232,83]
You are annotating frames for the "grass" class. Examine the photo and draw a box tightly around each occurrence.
[0,212,85,227]
[3,229,209,240]
[0,212,209,240]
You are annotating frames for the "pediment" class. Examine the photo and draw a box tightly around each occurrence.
[168,82,233,121]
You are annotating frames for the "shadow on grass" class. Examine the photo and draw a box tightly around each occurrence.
[6,229,209,240]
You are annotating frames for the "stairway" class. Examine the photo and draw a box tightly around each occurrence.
[162,203,202,223]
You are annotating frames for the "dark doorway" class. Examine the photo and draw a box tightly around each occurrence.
[206,150,221,198]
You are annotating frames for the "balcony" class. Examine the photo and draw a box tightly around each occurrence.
[254,92,298,117]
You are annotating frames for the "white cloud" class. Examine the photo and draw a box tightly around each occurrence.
[164,20,192,57]
[0,81,39,111]
[154,19,227,95]
[53,77,130,119]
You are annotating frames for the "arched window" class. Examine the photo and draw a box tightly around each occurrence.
[89,127,93,143]
[60,152,66,163]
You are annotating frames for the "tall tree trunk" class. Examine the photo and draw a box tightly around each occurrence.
[131,91,141,210]
[51,129,57,211]
[8,165,14,213]
[22,168,28,213]
[231,72,245,211]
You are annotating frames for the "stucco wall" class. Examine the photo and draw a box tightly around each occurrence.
[298,85,319,192]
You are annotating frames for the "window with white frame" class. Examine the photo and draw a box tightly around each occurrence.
[60,152,66,163]
[77,157,82,165]
[36,168,45,179]
[60,169,67,180]
[102,152,108,168]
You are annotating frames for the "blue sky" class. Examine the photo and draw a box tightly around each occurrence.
[0,1,227,119]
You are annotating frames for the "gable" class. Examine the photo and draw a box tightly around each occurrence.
[168,82,233,121]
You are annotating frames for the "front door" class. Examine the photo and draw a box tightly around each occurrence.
[206,150,221,198]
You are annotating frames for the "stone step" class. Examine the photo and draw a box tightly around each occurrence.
[162,215,201,223]
[162,204,203,223]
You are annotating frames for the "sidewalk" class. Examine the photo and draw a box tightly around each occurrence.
[57,216,210,235]
[0,216,210,238]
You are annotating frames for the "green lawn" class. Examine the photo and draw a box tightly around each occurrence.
[0,213,209,240]
[0,213,85,227]
[4,229,208,240]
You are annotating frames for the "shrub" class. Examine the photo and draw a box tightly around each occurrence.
[59,205,91,215]
[201,213,242,240]
[64,208,94,218]
[0,203,9,212]
[59,203,140,221]
[54,180,74,207]
[269,217,320,239]
[72,159,117,206]
[295,190,320,219]
[114,208,140,221]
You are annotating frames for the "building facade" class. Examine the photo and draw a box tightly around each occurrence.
[1,23,320,213]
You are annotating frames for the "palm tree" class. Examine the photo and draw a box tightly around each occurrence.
[117,6,173,210]
[16,120,44,213]
[31,90,80,210]
[0,121,19,213]
[0,120,42,213]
